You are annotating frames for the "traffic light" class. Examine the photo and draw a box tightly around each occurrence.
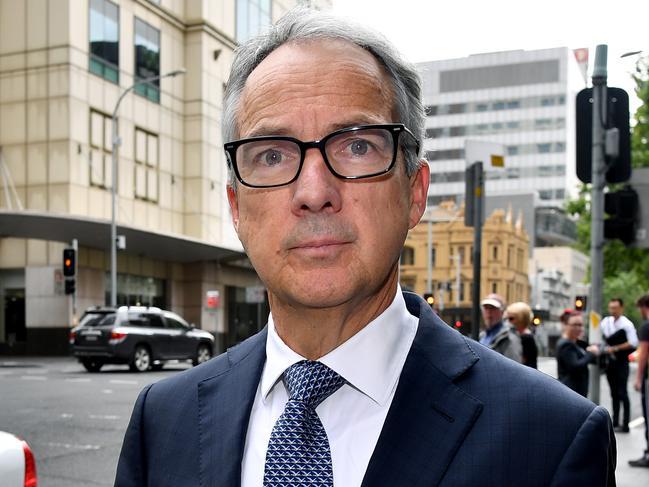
[423,293,435,306]
[575,295,587,311]
[63,248,76,277]
[576,87,631,184]
[604,186,638,245]
[65,279,76,295]
[532,315,542,326]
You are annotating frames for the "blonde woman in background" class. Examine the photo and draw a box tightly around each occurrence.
[506,302,538,369]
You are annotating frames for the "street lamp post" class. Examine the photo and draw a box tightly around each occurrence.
[110,68,186,307]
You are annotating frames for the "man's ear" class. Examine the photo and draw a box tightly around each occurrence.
[227,184,240,231]
[408,160,430,229]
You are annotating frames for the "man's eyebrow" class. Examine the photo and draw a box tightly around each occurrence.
[244,117,388,139]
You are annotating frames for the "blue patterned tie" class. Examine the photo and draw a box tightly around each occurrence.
[263,360,345,486]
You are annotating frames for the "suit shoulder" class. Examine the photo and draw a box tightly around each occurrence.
[464,341,596,417]
[143,328,266,397]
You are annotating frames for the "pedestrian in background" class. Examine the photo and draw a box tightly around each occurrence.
[601,297,639,433]
[479,294,522,363]
[556,311,600,397]
[506,301,538,369]
[629,293,649,467]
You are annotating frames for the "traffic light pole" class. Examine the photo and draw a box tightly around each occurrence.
[588,45,608,404]
[470,162,484,341]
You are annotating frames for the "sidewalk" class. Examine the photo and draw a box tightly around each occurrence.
[538,357,649,486]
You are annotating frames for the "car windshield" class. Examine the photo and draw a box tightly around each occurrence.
[79,312,116,327]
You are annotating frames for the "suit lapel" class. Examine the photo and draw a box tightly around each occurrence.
[361,294,483,487]
[196,329,267,487]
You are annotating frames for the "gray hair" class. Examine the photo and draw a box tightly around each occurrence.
[222,7,425,182]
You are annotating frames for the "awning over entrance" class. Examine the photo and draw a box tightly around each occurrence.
[0,210,246,263]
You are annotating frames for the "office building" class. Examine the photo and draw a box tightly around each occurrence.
[0,0,340,354]
[418,47,587,209]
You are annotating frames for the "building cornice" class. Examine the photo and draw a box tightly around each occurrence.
[135,0,237,50]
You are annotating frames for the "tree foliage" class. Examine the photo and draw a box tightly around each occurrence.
[565,55,649,325]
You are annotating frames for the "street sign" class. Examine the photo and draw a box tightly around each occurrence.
[205,290,220,310]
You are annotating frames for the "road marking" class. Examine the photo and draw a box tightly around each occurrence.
[109,379,138,385]
[66,378,91,383]
[101,389,113,394]
[60,413,73,419]
[89,414,120,420]
[20,375,46,381]
[629,417,645,428]
[45,441,101,451]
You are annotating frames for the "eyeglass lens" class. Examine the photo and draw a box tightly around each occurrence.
[235,127,395,186]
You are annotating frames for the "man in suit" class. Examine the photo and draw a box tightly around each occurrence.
[115,8,616,486]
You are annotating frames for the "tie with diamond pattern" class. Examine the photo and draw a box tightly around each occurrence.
[263,360,345,487]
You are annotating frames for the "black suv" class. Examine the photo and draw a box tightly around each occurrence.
[70,306,215,372]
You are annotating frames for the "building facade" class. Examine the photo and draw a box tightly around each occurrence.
[418,47,586,209]
[400,202,530,333]
[0,0,339,354]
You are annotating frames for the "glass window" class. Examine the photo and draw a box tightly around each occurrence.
[506,100,520,109]
[539,189,553,200]
[134,128,159,202]
[134,18,160,103]
[400,246,415,266]
[236,0,272,43]
[537,143,552,153]
[493,101,505,110]
[89,110,113,189]
[165,316,188,330]
[476,103,488,112]
[507,145,519,156]
[448,103,466,114]
[89,0,119,83]
[147,314,165,328]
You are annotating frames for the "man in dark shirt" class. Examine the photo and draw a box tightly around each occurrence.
[629,293,649,467]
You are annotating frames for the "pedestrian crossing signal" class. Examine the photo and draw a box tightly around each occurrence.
[575,295,587,311]
[423,293,435,306]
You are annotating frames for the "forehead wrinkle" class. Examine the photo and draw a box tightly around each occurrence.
[238,45,395,138]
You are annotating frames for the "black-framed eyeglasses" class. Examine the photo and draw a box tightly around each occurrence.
[223,123,420,188]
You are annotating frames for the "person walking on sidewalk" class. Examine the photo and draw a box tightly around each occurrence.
[602,297,639,433]
[629,293,649,467]
[556,311,600,397]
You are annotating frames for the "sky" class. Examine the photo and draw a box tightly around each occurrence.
[332,0,648,113]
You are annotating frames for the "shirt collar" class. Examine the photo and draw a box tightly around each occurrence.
[261,286,417,407]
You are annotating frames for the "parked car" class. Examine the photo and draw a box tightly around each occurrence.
[0,431,37,487]
[70,306,215,372]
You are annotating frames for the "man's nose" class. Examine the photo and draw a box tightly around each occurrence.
[290,147,342,214]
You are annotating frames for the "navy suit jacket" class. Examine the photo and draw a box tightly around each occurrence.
[114,293,616,486]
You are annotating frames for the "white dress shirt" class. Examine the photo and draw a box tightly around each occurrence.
[601,314,639,347]
[240,287,418,487]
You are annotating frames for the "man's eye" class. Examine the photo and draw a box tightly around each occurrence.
[349,139,369,156]
[262,149,283,166]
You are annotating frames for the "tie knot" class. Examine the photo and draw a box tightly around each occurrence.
[284,360,345,408]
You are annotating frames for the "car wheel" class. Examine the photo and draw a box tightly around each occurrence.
[193,343,212,366]
[81,359,103,373]
[129,345,152,372]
